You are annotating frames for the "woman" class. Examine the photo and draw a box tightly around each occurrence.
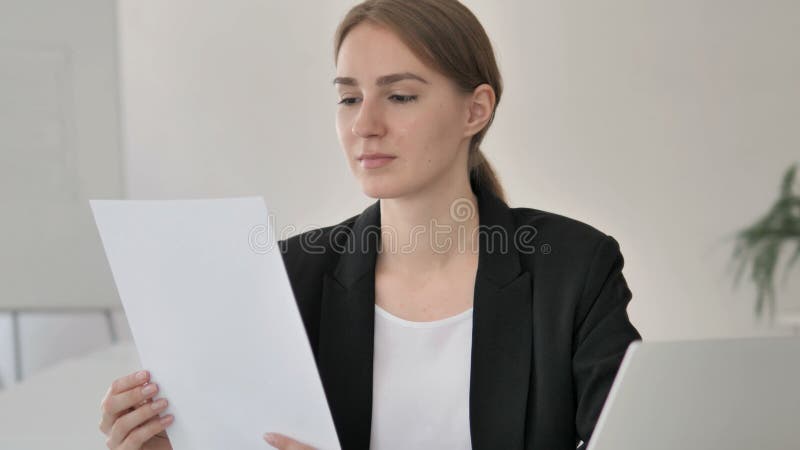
[98,1,641,449]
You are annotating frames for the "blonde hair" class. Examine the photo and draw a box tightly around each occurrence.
[333,0,506,202]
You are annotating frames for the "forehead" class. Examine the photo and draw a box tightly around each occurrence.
[336,22,433,82]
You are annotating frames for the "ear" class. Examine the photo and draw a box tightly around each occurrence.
[463,83,496,138]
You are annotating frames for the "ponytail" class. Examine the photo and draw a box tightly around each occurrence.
[469,146,506,203]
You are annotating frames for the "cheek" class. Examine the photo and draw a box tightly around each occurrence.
[397,104,457,158]
[396,120,435,169]
[335,112,355,149]
[394,117,416,144]
[335,110,346,136]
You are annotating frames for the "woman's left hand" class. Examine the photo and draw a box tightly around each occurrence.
[263,432,316,449]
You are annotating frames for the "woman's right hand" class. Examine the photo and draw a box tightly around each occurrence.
[99,370,174,449]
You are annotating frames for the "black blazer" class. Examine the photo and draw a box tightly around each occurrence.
[278,178,641,450]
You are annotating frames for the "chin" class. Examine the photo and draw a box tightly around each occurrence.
[360,184,394,200]
[358,176,408,200]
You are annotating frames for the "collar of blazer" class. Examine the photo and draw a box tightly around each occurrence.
[318,178,534,450]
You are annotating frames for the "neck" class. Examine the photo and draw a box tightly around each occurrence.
[377,170,480,276]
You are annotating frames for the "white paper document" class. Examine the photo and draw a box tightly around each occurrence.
[90,197,340,450]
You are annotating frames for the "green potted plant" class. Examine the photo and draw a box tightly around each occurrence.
[729,163,800,323]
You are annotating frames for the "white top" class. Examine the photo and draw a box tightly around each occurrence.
[369,304,474,450]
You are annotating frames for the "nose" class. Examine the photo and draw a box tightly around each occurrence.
[351,97,385,139]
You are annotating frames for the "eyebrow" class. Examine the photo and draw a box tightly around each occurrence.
[332,72,429,87]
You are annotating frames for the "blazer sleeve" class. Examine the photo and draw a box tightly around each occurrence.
[572,234,642,447]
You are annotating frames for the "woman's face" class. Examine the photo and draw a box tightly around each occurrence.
[334,22,475,199]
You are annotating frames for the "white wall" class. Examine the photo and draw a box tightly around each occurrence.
[483,0,800,340]
[118,0,799,342]
[0,0,124,310]
[117,0,365,233]
[0,0,127,385]
[2,0,798,385]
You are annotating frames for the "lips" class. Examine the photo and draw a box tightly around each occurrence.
[358,153,396,169]
[357,152,396,161]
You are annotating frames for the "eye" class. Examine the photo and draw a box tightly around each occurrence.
[337,97,359,105]
[336,95,419,106]
[390,94,418,103]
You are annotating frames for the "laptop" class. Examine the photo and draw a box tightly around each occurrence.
[586,336,800,450]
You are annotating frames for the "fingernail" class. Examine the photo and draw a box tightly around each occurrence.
[264,433,277,445]
[142,384,157,395]
[136,370,148,380]
[160,415,174,425]
[151,398,168,410]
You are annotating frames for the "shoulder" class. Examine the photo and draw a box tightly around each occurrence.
[509,207,637,352]
[509,206,616,252]
[277,212,359,275]
[508,206,625,287]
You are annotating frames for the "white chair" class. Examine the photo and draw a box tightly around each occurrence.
[0,342,141,449]
[0,307,128,384]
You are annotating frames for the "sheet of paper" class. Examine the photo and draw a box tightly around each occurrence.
[90,197,340,450]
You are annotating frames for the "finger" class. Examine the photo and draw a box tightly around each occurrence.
[106,398,169,448]
[100,382,159,434]
[111,370,150,395]
[263,432,316,450]
[119,414,174,450]
[99,371,149,430]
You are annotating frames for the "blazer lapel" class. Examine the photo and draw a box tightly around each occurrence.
[468,182,534,450]
[317,199,380,450]
[317,180,534,450]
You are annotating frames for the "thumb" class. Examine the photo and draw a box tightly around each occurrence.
[263,432,315,450]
